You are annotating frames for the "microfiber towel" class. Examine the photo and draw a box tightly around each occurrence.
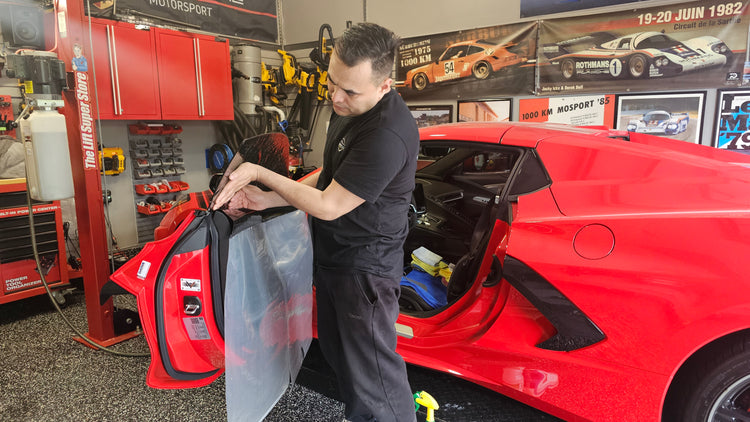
[400,269,447,309]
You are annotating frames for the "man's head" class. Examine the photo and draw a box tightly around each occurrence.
[327,23,400,117]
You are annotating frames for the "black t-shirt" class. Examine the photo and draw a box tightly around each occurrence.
[312,89,419,279]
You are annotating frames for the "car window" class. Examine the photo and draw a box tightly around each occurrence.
[442,46,467,60]
[617,38,631,49]
[468,45,485,55]
[417,143,518,192]
[636,34,678,50]
[645,112,670,121]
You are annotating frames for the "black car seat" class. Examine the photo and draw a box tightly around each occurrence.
[446,196,497,302]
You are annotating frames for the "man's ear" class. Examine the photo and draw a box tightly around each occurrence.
[378,77,393,96]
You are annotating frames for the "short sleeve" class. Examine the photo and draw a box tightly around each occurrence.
[332,128,407,203]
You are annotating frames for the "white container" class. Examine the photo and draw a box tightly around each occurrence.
[20,110,75,201]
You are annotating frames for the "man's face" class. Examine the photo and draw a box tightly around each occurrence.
[327,51,392,117]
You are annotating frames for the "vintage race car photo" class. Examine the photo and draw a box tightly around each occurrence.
[404,40,527,90]
[626,109,689,135]
[542,31,733,80]
[110,123,750,421]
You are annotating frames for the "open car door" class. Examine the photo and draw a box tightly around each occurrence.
[108,133,313,421]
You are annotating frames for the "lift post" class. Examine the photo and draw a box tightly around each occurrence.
[54,0,137,346]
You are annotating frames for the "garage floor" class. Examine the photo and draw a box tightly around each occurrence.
[0,289,561,421]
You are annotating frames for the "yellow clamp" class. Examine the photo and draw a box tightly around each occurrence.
[414,390,439,422]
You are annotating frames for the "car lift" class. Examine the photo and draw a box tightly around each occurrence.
[55,0,138,347]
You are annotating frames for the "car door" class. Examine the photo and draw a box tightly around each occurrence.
[434,45,469,82]
[397,142,524,345]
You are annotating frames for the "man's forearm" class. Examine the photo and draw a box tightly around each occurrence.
[257,167,362,221]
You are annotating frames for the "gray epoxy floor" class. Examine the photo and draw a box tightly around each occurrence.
[0,288,560,421]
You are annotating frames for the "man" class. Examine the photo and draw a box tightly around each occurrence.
[211,23,419,422]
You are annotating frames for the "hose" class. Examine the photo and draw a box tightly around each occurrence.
[25,183,149,358]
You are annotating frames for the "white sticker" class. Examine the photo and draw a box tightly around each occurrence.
[183,317,211,340]
[180,278,201,292]
[137,261,151,279]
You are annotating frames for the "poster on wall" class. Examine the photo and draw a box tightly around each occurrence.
[409,105,453,128]
[86,0,278,43]
[615,92,705,144]
[714,89,750,149]
[537,0,750,95]
[519,95,615,127]
[458,99,512,122]
[396,22,537,101]
[520,0,644,18]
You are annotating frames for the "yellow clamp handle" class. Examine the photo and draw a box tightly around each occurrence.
[414,391,439,422]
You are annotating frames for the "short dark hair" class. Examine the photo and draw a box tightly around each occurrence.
[334,22,400,83]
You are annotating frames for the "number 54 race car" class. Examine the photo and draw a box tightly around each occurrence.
[542,31,732,80]
[404,40,528,90]
[110,124,750,421]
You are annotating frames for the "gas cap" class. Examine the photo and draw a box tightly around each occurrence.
[573,224,614,260]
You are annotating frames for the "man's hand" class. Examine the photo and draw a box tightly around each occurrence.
[211,162,262,210]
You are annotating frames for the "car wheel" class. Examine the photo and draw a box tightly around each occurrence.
[628,54,648,78]
[560,58,576,80]
[413,73,428,91]
[676,337,750,421]
[472,61,492,80]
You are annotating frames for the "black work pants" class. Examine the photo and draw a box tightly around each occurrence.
[314,267,416,422]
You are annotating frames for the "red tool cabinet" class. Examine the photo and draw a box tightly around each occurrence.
[0,179,69,304]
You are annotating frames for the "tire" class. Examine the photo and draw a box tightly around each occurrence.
[412,73,428,91]
[672,336,750,421]
[560,58,576,80]
[472,61,492,80]
[627,54,648,79]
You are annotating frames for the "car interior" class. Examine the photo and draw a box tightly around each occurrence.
[401,143,520,315]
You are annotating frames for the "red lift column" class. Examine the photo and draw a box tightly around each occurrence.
[56,0,137,346]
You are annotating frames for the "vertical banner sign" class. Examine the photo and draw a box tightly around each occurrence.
[715,89,750,148]
[87,0,278,43]
[519,95,615,126]
[396,22,537,101]
[538,0,750,94]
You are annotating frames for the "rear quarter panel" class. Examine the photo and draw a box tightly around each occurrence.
[525,134,750,375]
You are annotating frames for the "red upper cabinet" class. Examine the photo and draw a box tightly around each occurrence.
[89,19,161,120]
[155,30,233,120]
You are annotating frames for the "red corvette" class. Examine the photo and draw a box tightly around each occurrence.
[110,123,750,421]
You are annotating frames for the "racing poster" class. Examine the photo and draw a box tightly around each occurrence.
[518,95,615,127]
[615,92,705,144]
[86,0,278,43]
[396,22,537,101]
[714,89,750,149]
[538,0,750,94]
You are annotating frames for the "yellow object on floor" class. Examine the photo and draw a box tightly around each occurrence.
[414,390,439,422]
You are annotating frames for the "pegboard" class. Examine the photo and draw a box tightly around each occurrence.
[128,123,189,244]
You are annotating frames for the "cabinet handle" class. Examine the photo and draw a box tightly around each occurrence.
[193,38,205,117]
[107,26,123,115]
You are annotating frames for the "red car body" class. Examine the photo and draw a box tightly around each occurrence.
[110,123,750,421]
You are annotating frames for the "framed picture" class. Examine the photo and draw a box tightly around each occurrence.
[408,104,453,128]
[714,89,750,150]
[458,99,512,122]
[615,92,705,144]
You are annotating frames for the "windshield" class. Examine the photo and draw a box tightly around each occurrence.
[636,34,680,50]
